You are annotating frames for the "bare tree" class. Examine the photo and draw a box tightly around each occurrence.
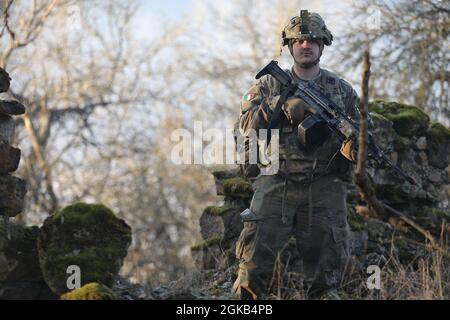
[178,0,304,124]
[1,0,220,283]
[1,0,176,218]
[331,0,449,125]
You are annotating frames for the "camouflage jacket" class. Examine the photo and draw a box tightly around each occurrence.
[239,67,360,177]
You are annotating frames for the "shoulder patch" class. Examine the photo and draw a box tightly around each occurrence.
[326,77,336,85]
[243,92,256,101]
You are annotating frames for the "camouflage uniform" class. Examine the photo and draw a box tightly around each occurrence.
[233,12,360,298]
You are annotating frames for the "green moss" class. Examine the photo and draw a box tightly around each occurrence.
[409,207,430,218]
[369,112,390,123]
[392,237,414,262]
[427,122,450,144]
[369,100,430,137]
[287,236,296,247]
[393,237,407,249]
[346,206,367,231]
[225,247,234,257]
[191,236,221,251]
[393,135,411,151]
[431,208,450,222]
[203,206,233,216]
[222,178,253,199]
[348,214,366,231]
[211,286,223,296]
[425,122,450,169]
[224,247,236,263]
[211,170,231,180]
[49,203,130,234]
[39,203,132,295]
[366,219,393,240]
[60,283,116,300]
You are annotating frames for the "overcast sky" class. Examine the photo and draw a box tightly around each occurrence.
[133,0,353,40]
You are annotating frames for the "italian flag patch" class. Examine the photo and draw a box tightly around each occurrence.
[243,93,256,101]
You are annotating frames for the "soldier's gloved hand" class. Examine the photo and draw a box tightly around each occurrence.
[340,138,358,162]
[282,97,315,126]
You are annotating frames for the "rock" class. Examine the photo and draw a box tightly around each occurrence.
[428,171,442,184]
[38,203,132,295]
[191,237,225,270]
[0,115,15,143]
[388,151,398,165]
[415,136,427,150]
[0,219,40,282]
[152,284,199,300]
[0,68,11,93]
[222,177,253,199]
[0,141,21,174]
[199,206,243,244]
[365,219,394,242]
[369,112,396,150]
[364,252,387,268]
[212,170,253,199]
[369,100,430,137]
[151,273,223,300]
[0,100,26,116]
[349,230,368,256]
[60,283,118,300]
[426,122,450,169]
[211,169,240,196]
[0,216,55,299]
[0,175,27,217]
[0,280,57,300]
[112,275,152,300]
[415,151,428,167]
[371,169,397,187]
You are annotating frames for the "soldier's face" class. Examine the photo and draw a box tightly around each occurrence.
[292,38,321,67]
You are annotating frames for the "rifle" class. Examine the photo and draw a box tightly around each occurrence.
[256,60,416,185]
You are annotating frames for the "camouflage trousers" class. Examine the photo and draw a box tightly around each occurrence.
[233,174,350,300]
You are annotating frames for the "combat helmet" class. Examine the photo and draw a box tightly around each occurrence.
[282,10,333,47]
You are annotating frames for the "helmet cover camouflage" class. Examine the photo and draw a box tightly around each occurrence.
[282,10,333,47]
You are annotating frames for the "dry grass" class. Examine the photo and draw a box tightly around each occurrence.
[159,226,449,300]
[262,235,449,300]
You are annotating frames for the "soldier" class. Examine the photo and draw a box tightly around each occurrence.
[233,10,360,300]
